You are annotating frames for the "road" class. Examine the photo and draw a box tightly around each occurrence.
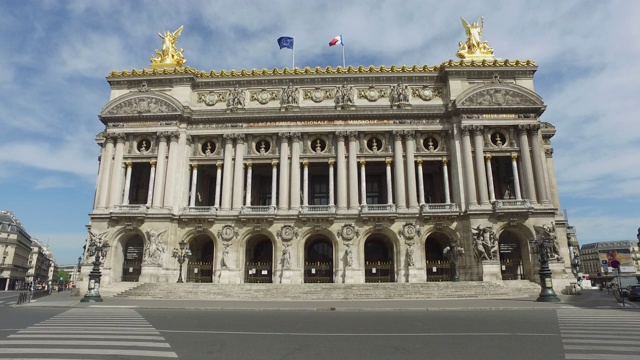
[0,289,638,359]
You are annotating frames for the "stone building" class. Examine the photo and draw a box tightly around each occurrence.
[0,211,32,290]
[580,240,640,281]
[84,25,575,290]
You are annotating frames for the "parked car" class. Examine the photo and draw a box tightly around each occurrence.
[628,285,640,301]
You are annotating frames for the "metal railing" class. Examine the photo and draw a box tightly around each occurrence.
[304,262,333,283]
[122,261,142,282]
[426,260,452,282]
[245,262,273,283]
[365,261,394,283]
[16,289,49,305]
[187,262,214,283]
[500,259,524,280]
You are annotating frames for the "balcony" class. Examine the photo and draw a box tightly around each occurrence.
[111,204,148,214]
[182,206,218,215]
[239,205,277,221]
[361,204,396,213]
[420,203,459,215]
[300,205,336,214]
[492,199,533,212]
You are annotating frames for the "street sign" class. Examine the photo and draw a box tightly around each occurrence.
[610,260,620,269]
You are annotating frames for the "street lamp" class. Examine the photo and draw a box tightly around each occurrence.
[80,237,110,302]
[443,241,465,282]
[172,240,191,283]
[75,256,82,283]
[529,236,561,302]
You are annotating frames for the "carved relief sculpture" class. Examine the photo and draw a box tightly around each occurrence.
[280,84,300,109]
[334,83,355,110]
[143,229,167,265]
[218,225,239,242]
[390,83,410,108]
[472,225,498,261]
[277,224,299,242]
[226,86,246,111]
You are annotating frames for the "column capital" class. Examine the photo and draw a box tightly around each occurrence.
[335,131,348,140]
[517,124,529,135]
[416,159,423,165]
[271,160,279,167]
[511,154,518,160]
[528,123,541,134]
[185,134,193,145]
[168,131,180,142]
[291,131,301,141]
[392,129,403,140]
[303,160,308,167]
[223,133,235,144]
[485,154,492,161]
[442,158,448,165]
[545,148,554,158]
[115,133,127,143]
[156,132,169,142]
[126,161,132,167]
[191,163,198,169]
[347,130,358,142]
[404,130,415,140]
[327,159,335,166]
[359,159,366,165]
[460,125,472,136]
[246,162,252,168]
[472,124,484,135]
[150,160,157,167]
[216,162,223,168]
[278,131,291,139]
[235,134,246,144]
[385,158,393,165]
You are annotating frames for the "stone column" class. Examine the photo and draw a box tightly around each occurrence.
[359,159,367,209]
[146,161,156,207]
[302,161,309,207]
[109,134,126,208]
[460,126,477,207]
[220,134,235,211]
[97,135,115,209]
[392,130,407,210]
[189,164,198,207]
[518,125,537,204]
[416,159,425,205]
[528,125,549,205]
[163,131,180,209]
[485,155,496,203]
[278,133,290,211]
[336,132,348,211]
[122,162,133,205]
[347,131,359,211]
[214,162,222,208]
[245,163,253,206]
[511,155,522,200]
[232,134,245,210]
[386,159,394,205]
[328,160,335,207]
[443,159,451,204]
[271,161,278,207]
[404,131,418,210]
[152,133,168,208]
[473,126,490,205]
[290,132,301,211]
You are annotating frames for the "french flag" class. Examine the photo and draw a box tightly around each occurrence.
[329,35,343,47]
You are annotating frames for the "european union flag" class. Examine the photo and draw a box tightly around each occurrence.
[277,36,294,50]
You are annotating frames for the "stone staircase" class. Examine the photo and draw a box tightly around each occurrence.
[99,282,142,298]
[113,280,541,300]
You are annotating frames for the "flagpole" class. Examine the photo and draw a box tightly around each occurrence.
[342,43,345,68]
[292,36,295,69]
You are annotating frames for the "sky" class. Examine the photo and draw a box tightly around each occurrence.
[1,0,639,265]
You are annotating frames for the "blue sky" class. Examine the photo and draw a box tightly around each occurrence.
[1,1,638,265]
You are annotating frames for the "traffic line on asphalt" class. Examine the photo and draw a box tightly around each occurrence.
[0,308,178,359]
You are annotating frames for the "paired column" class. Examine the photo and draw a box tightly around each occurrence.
[416,159,425,205]
[163,132,180,208]
[231,134,246,210]
[442,159,451,204]
[152,133,168,208]
[122,162,133,205]
[335,132,348,211]
[214,163,222,208]
[460,126,477,207]
[189,164,198,207]
[108,134,126,208]
[386,159,394,205]
[96,135,115,209]
[472,126,490,205]
[290,133,301,211]
[485,155,496,203]
[220,134,235,211]
[528,125,550,204]
[518,125,537,204]
[347,131,359,210]
[511,155,522,200]
[271,161,278,207]
[404,131,418,209]
[392,130,407,210]
[245,163,252,206]
[359,160,367,208]
[146,161,156,207]
[328,160,335,207]
[278,133,290,211]
[302,161,309,207]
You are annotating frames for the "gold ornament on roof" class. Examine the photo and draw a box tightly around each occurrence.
[457,17,494,60]
[150,26,186,69]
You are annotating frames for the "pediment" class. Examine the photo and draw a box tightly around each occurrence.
[455,83,543,109]
[101,92,183,117]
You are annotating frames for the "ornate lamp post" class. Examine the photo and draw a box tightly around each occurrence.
[443,241,465,282]
[75,256,82,283]
[172,240,191,283]
[80,237,110,303]
[529,236,561,302]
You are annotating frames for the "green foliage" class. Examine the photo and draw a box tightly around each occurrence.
[57,269,71,282]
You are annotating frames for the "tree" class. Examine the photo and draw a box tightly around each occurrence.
[57,269,71,283]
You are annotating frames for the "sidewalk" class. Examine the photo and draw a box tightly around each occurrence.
[15,288,638,311]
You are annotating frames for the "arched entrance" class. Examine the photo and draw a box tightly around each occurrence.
[187,235,214,283]
[364,235,394,283]
[245,235,273,283]
[304,237,333,283]
[121,235,143,282]
[425,232,452,282]
[498,230,525,280]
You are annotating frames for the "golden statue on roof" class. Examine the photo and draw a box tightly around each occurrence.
[150,26,186,69]
[457,17,494,60]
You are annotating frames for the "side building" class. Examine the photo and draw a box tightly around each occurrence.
[0,211,32,290]
[84,52,577,290]
[580,240,640,284]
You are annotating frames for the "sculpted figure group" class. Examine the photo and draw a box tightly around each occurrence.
[472,225,498,261]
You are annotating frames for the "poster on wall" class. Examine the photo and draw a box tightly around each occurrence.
[598,249,635,273]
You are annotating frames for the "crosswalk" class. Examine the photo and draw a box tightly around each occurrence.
[558,308,640,360]
[0,308,177,358]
